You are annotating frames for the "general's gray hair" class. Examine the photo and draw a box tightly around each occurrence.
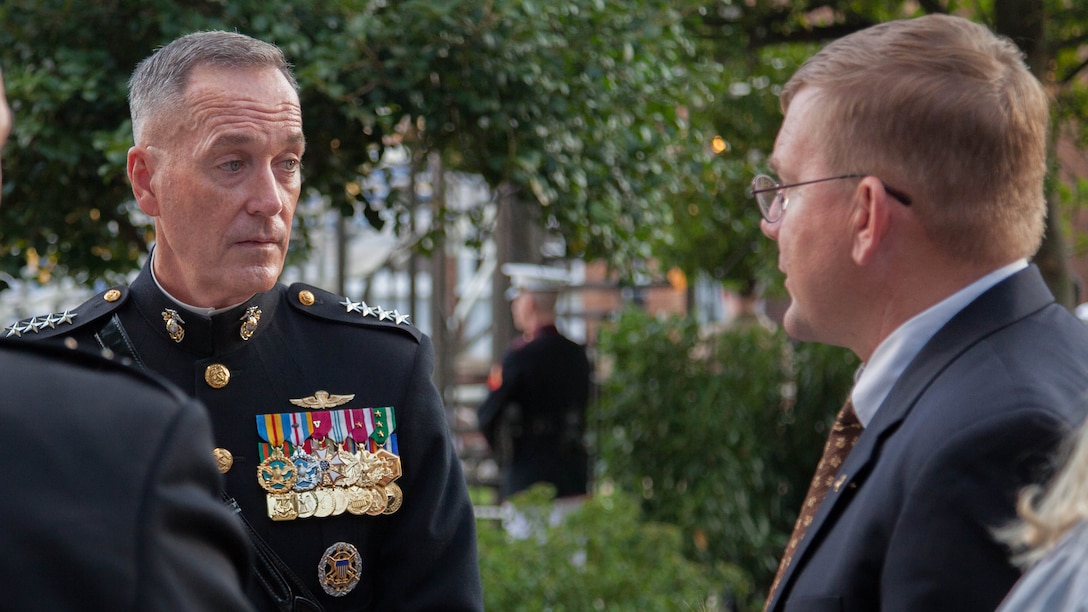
[128,30,297,144]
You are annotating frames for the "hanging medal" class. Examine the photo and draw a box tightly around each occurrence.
[287,411,321,513]
[328,410,360,518]
[256,413,299,520]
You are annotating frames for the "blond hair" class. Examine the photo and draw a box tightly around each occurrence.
[1001,417,1088,569]
[781,14,1049,264]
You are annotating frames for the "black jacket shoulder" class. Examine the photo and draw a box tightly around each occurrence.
[0,335,191,404]
[284,282,422,343]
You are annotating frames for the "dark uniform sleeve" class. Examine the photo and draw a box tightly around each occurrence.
[373,334,483,610]
[477,351,518,449]
[139,394,256,612]
[0,341,253,612]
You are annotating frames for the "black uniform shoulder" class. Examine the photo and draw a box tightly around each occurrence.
[284,282,422,343]
[0,335,191,405]
[3,285,129,340]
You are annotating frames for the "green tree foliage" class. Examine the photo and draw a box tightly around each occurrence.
[593,308,858,611]
[477,484,730,611]
[678,0,1088,297]
[4,2,1086,297]
[0,0,716,286]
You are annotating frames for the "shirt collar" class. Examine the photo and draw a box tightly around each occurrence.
[851,259,1028,426]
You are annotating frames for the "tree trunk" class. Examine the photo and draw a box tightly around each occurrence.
[491,183,541,360]
[429,153,453,403]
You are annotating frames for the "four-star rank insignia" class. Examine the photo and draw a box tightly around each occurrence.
[4,310,77,337]
[256,394,403,522]
[338,296,411,325]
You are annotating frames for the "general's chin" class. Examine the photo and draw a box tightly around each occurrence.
[233,262,284,293]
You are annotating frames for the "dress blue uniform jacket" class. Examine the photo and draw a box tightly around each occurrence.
[477,324,590,500]
[768,265,1088,612]
[12,260,483,611]
[0,338,253,611]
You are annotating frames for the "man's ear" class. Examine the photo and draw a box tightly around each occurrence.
[128,145,160,216]
[851,178,893,265]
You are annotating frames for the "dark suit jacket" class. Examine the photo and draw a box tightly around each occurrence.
[0,339,253,611]
[11,261,482,611]
[478,325,591,499]
[769,265,1088,612]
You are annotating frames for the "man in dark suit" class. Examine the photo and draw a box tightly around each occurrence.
[0,69,253,611]
[753,15,1088,612]
[9,33,481,611]
[478,263,591,502]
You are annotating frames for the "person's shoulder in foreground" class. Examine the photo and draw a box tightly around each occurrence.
[0,338,254,611]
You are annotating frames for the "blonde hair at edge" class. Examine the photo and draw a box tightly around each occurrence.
[780,14,1049,265]
[1000,417,1088,568]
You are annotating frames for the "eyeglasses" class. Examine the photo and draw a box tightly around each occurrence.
[749,173,913,223]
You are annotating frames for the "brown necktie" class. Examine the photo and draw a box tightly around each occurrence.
[764,399,863,610]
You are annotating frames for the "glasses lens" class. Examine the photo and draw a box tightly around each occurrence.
[752,175,781,221]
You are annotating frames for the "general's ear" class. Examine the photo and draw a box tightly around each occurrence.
[128,145,160,216]
[851,178,893,265]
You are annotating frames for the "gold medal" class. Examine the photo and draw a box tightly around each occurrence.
[257,448,296,494]
[335,450,360,488]
[375,448,402,485]
[332,487,349,516]
[346,487,372,515]
[383,482,403,515]
[297,491,318,519]
[314,489,335,518]
[365,486,388,516]
[267,492,299,521]
[354,449,384,487]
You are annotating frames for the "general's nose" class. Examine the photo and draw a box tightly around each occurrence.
[246,166,286,216]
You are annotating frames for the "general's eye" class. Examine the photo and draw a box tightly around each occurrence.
[221,160,244,172]
[282,159,301,171]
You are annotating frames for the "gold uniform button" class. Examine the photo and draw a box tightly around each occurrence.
[104,289,122,302]
[205,364,231,389]
[213,448,234,473]
[298,290,315,306]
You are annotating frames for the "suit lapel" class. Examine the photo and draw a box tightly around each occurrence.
[767,266,1054,611]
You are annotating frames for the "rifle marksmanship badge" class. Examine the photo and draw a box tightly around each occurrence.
[256,391,402,521]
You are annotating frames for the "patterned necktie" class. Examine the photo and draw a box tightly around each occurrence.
[764,398,863,611]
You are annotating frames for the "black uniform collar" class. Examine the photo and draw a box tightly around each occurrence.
[129,260,282,357]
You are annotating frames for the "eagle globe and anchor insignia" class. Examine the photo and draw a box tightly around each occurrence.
[256,391,403,522]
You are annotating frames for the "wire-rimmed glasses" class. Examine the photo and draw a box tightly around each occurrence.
[750,174,913,222]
